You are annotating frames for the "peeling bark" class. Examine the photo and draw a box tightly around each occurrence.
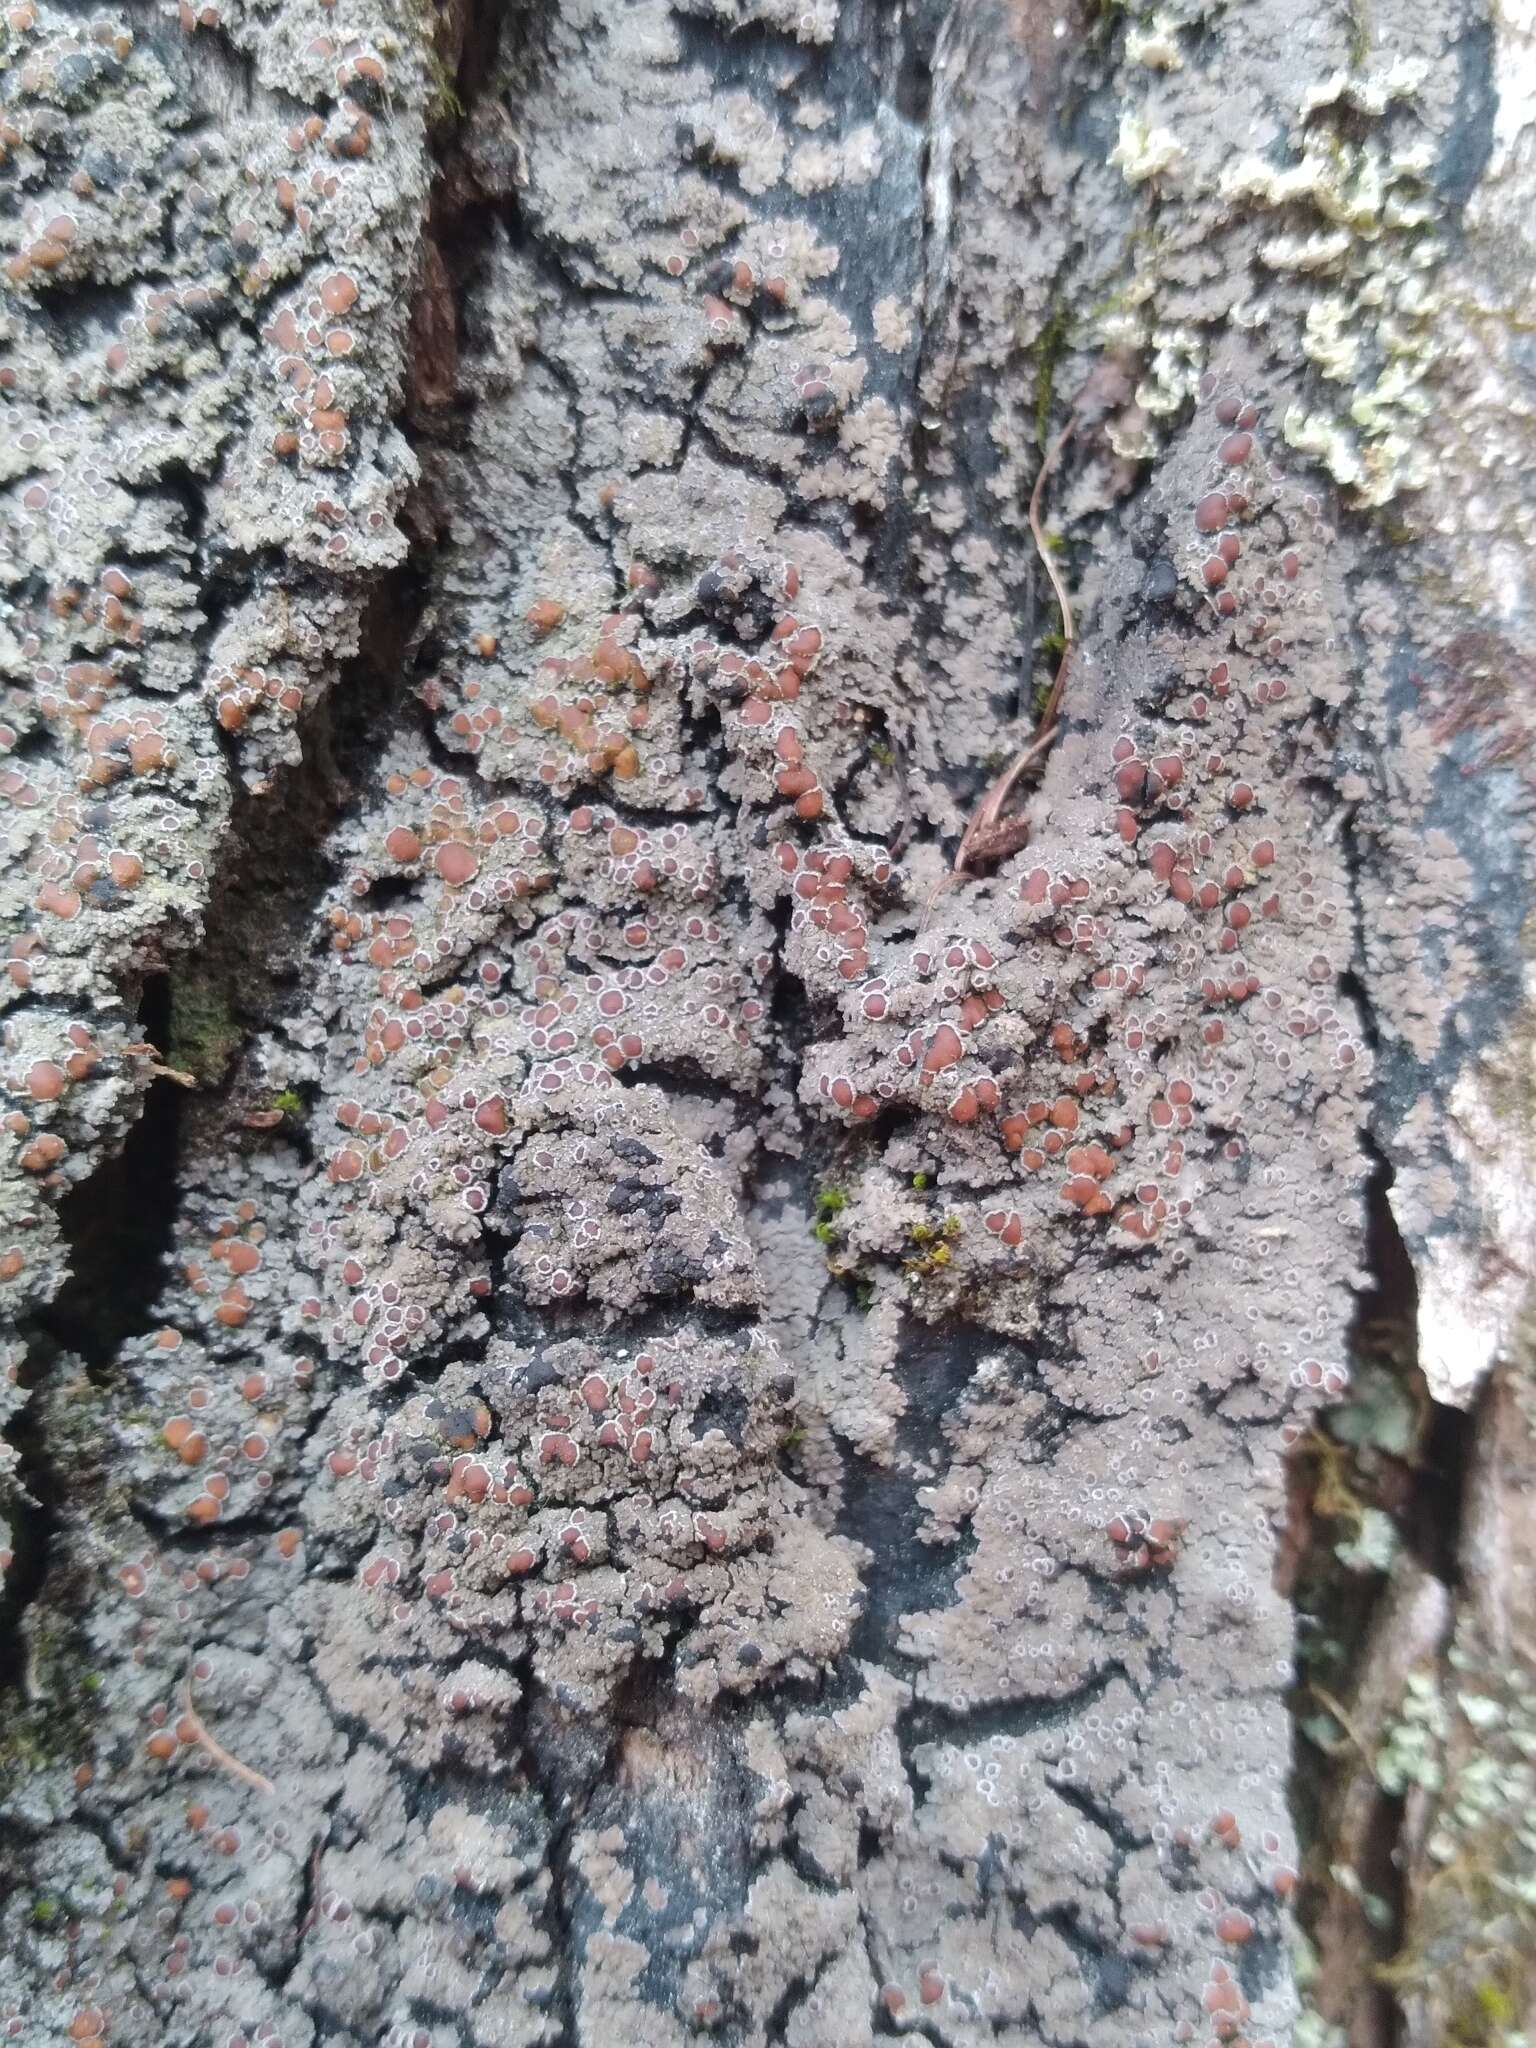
[1,3,1532,2046]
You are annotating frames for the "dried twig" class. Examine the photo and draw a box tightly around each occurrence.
[182,1668,275,1797]
[1024,412,1078,742]
[921,415,1078,927]
[950,718,1060,877]
[121,1043,198,1088]
[952,411,1078,873]
[1305,1682,1374,1762]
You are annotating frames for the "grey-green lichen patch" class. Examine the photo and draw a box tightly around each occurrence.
[0,0,435,1555]
[1375,1666,1449,1794]
[0,0,1527,2043]
[1335,1505,1399,1575]
[1098,13,1462,507]
[1108,111,1188,184]
[1389,1657,1536,2039]
[1092,0,1532,1446]
[1125,13,1187,71]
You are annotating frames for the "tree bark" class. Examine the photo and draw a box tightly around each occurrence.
[1,2,1531,2045]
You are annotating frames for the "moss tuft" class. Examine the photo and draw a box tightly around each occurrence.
[1032,298,1070,450]
[168,968,242,1088]
[904,1213,963,1281]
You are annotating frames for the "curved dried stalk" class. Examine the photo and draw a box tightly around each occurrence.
[182,1669,276,1797]
[928,414,1078,918]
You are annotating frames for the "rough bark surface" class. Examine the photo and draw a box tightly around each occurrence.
[0,2,1531,2046]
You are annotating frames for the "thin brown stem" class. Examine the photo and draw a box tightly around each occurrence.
[1028,413,1078,737]
[182,1669,276,1797]
[1306,1682,1374,1762]
[951,722,1059,875]
[121,1043,197,1087]
[942,414,1079,889]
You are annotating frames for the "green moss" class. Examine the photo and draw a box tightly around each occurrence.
[271,1087,305,1118]
[0,1558,114,1783]
[1376,1670,1448,1795]
[1378,514,1419,545]
[911,1172,929,1190]
[1472,1980,1516,2028]
[168,968,242,1088]
[1386,1931,1536,2048]
[1033,298,1071,449]
[405,0,465,126]
[426,50,464,124]
[904,1213,964,1281]
[2,1693,99,1777]
[909,1214,962,1244]
[810,1185,855,1267]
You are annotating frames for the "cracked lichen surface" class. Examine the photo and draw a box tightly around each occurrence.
[0,0,432,1536]
[0,0,1528,2044]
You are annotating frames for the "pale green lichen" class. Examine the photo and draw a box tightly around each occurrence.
[1377,1669,1448,1796]
[1292,2008,1348,2048]
[1292,1936,1349,2048]
[1284,405,1432,502]
[1136,324,1204,416]
[1222,148,1378,225]
[1098,52,1443,501]
[1109,113,1186,184]
[1225,98,1445,506]
[1336,1505,1398,1574]
[1328,1859,1395,1930]
[1427,1734,1536,1874]
[1387,1659,1536,2039]
[1327,1354,1421,1460]
[1125,15,1184,69]
[1298,57,1429,119]
[1260,227,1355,275]
[1099,307,1205,455]
[1460,1694,1505,1733]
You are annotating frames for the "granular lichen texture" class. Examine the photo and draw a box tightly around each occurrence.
[1,2,1531,2046]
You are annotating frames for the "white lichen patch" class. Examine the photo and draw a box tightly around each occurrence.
[1299,57,1430,119]
[787,124,882,195]
[1221,119,1448,504]
[1135,322,1206,417]
[1,5,1521,2046]
[871,293,914,353]
[1126,14,1186,69]
[1109,112,1187,183]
